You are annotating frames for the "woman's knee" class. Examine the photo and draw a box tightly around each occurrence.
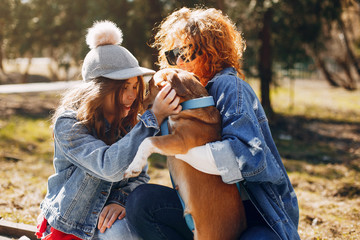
[127,184,172,213]
[127,184,152,206]
[126,184,179,226]
[126,184,157,226]
[126,184,151,216]
[93,218,142,240]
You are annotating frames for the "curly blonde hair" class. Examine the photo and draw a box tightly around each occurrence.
[53,77,145,145]
[152,7,246,83]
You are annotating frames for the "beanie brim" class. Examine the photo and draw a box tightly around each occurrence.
[102,66,155,82]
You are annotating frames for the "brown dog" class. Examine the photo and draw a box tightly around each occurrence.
[125,68,247,240]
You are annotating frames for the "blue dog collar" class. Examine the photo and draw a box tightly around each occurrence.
[160,96,215,135]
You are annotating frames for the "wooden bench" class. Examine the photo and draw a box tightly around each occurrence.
[0,220,37,240]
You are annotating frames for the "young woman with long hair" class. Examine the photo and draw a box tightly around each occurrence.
[37,20,181,240]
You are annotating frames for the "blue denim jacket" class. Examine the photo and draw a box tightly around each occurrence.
[40,109,160,239]
[206,67,300,240]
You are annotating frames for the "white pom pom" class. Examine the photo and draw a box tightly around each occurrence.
[86,20,123,49]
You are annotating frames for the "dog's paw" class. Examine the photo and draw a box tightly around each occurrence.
[124,157,146,178]
[124,164,143,178]
[124,146,149,178]
[124,138,162,178]
[124,154,145,178]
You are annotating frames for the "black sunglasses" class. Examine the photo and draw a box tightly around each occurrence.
[164,45,201,66]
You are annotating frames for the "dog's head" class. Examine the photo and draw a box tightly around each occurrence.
[143,68,208,109]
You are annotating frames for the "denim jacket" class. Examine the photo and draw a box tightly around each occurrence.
[40,109,160,239]
[206,67,300,240]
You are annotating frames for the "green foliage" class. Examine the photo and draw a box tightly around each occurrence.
[0,0,12,36]
[227,0,344,73]
[2,0,359,95]
[6,0,35,57]
[1,0,348,71]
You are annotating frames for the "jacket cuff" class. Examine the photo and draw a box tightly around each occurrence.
[208,140,244,184]
[138,110,160,130]
[106,188,129,207]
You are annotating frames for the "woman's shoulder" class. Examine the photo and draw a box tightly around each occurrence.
[210,68,246,92]
[208,68,257,108]
[58,109,77,118]
[53,110,79,133]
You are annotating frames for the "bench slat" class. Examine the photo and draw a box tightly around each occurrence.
[0,220,37,240]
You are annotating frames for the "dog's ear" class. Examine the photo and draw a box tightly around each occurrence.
[175,70,209,97]
[167,72,191,97]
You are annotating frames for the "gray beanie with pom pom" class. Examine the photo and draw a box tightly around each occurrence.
[82,20,155,82]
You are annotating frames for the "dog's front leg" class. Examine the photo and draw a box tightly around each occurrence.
[124,138,162,178]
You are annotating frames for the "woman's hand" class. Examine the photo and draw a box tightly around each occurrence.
[98,203,126,233]
[151,83,182,124]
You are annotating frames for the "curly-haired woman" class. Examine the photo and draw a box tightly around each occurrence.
[126,7,300,240]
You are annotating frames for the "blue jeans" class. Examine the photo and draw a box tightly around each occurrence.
[126,184,280,240]
[92,217,142,240]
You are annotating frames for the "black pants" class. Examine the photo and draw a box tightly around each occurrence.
[126,184,279,240]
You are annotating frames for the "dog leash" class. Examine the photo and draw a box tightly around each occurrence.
[161,96,215,232]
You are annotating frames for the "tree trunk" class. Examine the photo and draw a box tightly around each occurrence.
[216,0,225,11]
[336,57,357,90]
[0,51,4,74]
[148,0,163,71]
[48,48,59,81]
[314,54,356,90]
[0,37,4,74]
[48,59,59,82]
[21,57,32,83]
[315,56,340,87]
[337,9,360,77]
[258,8,274,117]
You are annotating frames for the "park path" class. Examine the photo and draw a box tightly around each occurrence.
[0,80,81,94]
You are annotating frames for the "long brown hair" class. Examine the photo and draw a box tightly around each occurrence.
[152,7,246,84]
[53,76,145,145]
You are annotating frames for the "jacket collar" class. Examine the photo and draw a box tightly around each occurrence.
[205,67,237,91]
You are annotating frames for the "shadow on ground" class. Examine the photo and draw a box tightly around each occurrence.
[271,114,360,167]
[0,92,59,119]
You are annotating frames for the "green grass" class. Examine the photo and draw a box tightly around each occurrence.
[0,116,54,224]
[0,116,53,162]
[268,79,360,123]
